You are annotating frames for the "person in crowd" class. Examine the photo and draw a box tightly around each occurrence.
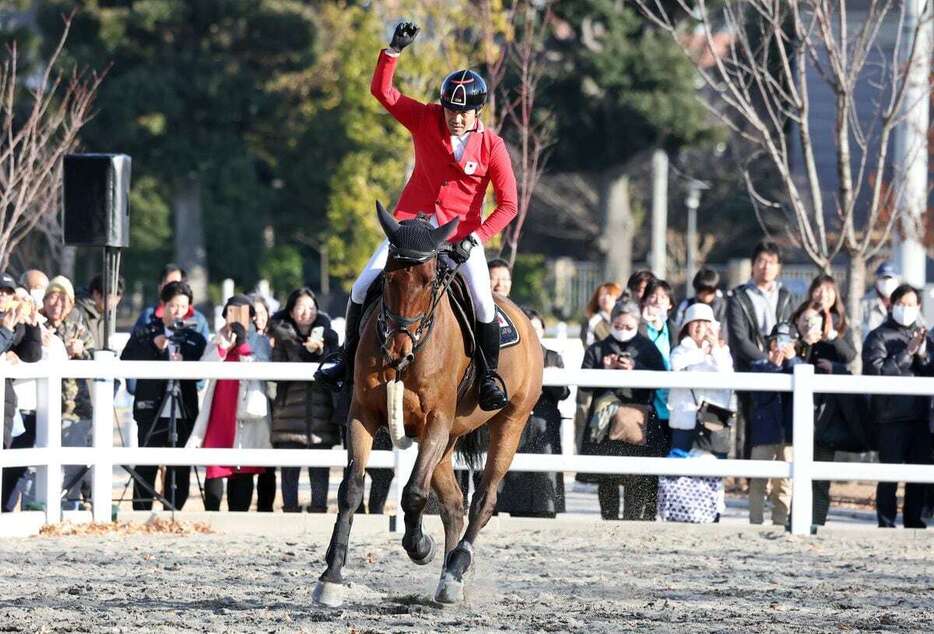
[727,241,794,458]
[863,283,934,529]
[640,278,676,448]
[498,308,570,517]
[40,276,97,510]
[121,281,206,510]
[268,288,340,512]
[625,270,656,303]
[0,274,44,509]
[673,267,727,329]
[75,273,125,350]
[747,322,800,526]
[667,303,734,454]
[580,282,624,348]
[248,293,276,512]
[134,264,210,341]
[18,270,49,308]
[860,262,899,339]
[489,258,512,297]
[578,300,666,520]
[187,295,271,512]
[791,278,860,525]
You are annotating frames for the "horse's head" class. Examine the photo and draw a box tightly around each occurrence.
[375,201,459,371]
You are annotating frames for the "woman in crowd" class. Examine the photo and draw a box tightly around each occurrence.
[499,308,570,517]
[249,293,276,512]
[579,300,666,520]
[667,303,734,455]
[792,275,862,525]
[863,283,934,528]
[626,270,656,303]
[575,282,623,450]
[268,288,340,513]
[640,279,676,448]
[186,295,271,511]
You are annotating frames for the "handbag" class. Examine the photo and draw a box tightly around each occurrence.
[240,379,269,420]
[691,390,734,455]
[608,403,651,446]
[657,475,723,523]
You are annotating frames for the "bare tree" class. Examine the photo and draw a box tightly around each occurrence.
[0,14,104,271]
[635,0,932,335]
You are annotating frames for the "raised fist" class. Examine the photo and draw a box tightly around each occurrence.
[390,21,420,53]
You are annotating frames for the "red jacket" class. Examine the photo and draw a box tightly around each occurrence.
[370,50,518,243]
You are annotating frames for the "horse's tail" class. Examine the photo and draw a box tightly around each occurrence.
[456,425,490,471]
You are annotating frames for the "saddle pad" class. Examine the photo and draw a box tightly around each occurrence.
[495,304,520,349]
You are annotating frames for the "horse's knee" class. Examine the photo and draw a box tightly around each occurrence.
[401,484,429,515]
[439,496,465,526]
[338,472,366,512]
[469,487,497,519]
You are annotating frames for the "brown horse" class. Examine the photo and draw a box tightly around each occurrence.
[313,202,543,606]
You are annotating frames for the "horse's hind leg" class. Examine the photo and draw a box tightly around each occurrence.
[435,412,525,604]
[313,406,378,607]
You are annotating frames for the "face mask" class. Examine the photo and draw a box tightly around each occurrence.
[877,278,898,298]
[29,288,45,307]
[892,305,920,327]
[611,327,637,342]
[642,307,664,324]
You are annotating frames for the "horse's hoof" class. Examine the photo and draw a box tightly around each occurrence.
[407,534,436,566]
[312,580,344,608]
[434,573,464,605]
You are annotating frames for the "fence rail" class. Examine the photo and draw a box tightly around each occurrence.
[3,354,934,536]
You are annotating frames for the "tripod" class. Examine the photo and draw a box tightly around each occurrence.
[119,375,201,519]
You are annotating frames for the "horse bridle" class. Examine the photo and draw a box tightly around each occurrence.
[377,247,462,374]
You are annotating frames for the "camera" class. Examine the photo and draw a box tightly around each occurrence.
[166,319,198,345]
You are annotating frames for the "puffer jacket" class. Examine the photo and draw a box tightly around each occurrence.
[862,316,934,425]
[268,314,339,447]
[667,337,735,431]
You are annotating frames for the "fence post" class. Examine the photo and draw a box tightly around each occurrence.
[35,374,62,525]
[91,351,115,523]
[791,363,815,536]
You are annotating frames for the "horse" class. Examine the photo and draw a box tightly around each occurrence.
[313,202,544,607]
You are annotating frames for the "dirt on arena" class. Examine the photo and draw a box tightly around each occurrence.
[2,517,932,633]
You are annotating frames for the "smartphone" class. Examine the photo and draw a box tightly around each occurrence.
[310,326,325,343]
[226,304,252,331]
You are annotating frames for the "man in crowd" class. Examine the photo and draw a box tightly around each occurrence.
[18,270,49,308]
[41,276,97,510]
[860,262,899,339]
[727,241,794,459]
[674,267,727,330]
[76,274,125,350]
[134,264,210,341]
[489,258,512,297]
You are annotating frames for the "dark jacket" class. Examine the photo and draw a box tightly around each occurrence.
[749,355,802,446]
[120,316,206,426]
[727,283,794,370]
[1,319,42,448]
[74,294,106,350]
[862,316,934,425]
[268,313,340,447]
[802,327,871,452]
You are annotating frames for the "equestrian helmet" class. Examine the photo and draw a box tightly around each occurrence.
[440,69,488,112]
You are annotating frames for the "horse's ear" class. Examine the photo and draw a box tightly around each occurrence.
[431,217,460,246]
[376,200,400,238]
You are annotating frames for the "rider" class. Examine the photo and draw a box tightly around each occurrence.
[315,21,518,411]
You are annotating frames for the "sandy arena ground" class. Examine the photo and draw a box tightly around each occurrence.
[2,515,933,633]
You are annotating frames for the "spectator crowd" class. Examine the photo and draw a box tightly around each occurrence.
[2,246,933,531]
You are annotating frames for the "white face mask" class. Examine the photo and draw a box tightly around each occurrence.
[611,327,637,343]
[877,277,898,298]
[892,304,920,327]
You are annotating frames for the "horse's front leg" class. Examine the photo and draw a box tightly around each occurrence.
[401,418,450,565]
[313,406,377,607]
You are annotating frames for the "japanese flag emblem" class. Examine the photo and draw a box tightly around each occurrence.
[464,161,477,175]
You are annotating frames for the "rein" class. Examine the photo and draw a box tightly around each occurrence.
[378,250,463,375]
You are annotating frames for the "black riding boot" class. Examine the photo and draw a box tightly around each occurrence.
[477,319,508,411]
[314,301,363,390]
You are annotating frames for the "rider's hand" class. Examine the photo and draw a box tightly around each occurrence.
[390,21,420,53]
[450,235,477,265]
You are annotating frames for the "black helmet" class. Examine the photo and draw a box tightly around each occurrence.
[440,69,488,112]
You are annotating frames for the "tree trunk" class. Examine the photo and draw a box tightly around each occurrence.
[173,174,209,306]
[846,254,867,371]
[600,167,633,286]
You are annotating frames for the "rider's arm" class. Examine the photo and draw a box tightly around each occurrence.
[370,49,426,132]
[475,137,518,243]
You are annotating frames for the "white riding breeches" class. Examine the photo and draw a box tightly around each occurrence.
[350,233,496,324]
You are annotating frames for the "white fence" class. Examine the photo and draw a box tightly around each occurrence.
[3,353,934,537]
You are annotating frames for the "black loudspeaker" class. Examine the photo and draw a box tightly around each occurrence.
[63,153,132,248]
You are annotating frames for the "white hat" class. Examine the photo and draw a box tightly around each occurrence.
[681,302,716,328]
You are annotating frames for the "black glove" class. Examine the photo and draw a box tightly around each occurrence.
[390,21,420,53]
[450,236,477,265]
